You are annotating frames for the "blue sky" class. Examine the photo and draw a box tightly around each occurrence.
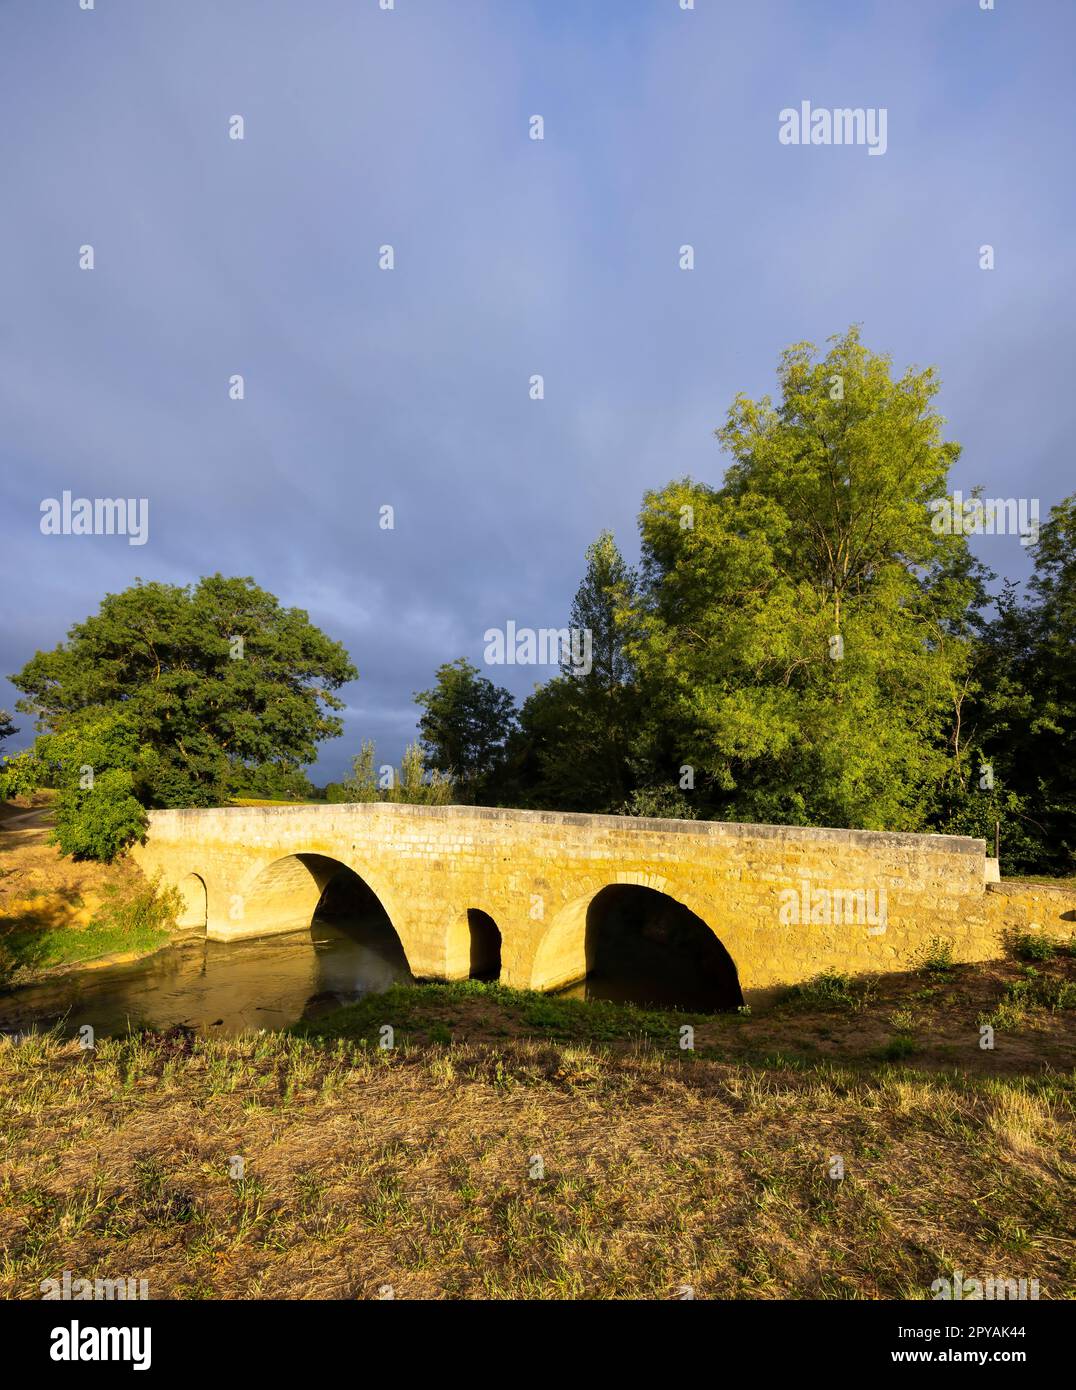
[2,0,1073,781]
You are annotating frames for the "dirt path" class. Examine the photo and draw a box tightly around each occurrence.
[0,805,53,833]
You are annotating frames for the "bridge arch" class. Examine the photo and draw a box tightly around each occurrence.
[174,873,207,931]
[530,877,744,1010]
[232,852,414,970]
[445,908,503,981]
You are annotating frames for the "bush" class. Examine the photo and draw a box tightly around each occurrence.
[981,967,1076,1026]
[620,785,698,820]
[107,879,182,937]
[388,743,454,805]
[784,970,858,1010]
[0,749,40,801]
[914,936,956,973]
[930,785,1048,877]
[1007,930,1057,963]
[49,770,148,863]
[2,710,149,861]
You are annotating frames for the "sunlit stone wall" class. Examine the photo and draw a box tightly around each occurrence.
[133,803,1069,1000]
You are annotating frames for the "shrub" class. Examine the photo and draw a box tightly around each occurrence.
[1007,930,1057,963]
[49,770,148,863]
[914,936,956,973]
[980,967,1076,1028]
[620,785,698,820]
[785,970,857,1010]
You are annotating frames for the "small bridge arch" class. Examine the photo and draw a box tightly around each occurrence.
[174,872,208,931]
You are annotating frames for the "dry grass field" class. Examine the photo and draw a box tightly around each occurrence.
[1,945,1073,1301]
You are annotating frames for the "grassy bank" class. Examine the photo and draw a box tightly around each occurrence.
[0,886,174,980]
[0,798,178,982]
[1,953,1073,1300]
[294,940,1076,1076]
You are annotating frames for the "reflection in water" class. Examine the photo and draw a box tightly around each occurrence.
[0,918,414,1040]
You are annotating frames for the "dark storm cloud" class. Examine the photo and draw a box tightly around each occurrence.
[2,0,1073,779]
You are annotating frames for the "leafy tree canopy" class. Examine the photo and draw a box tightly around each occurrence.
[10,575,356,810]
[626,327,984,830]
[415,659,517,800]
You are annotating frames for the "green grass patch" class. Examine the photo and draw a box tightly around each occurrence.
[781,970,862,1012]
[980,966,1076,1028]
[290,979,705,1050]
[0,883,175,980]
[870,1035,920,1062]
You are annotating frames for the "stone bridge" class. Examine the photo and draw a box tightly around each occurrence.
[127,802,1064,1003]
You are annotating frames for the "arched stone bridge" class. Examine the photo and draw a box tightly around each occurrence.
[129,802,1042,1002]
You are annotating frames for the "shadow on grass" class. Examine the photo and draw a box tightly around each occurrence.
[289,951,1076,1080]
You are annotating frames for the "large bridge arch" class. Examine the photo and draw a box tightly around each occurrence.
[529,872,747,1007]
[229,852,419,970]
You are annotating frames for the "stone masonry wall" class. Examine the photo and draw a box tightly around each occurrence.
[132,803,1027,1000]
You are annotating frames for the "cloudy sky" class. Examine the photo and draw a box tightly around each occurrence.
[1,0,1073,782]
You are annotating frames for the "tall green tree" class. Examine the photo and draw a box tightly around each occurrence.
[564,530,637,689]
[517,532,641,812]
[955,496,1076,872]
[1013,496,1076,869]
[339,740,380,802]
[0,709,16,754]
[415,658,517,801]
[627,327,981,830]
[10,575,356,812]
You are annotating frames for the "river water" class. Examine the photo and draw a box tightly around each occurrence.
[0,880,743,1037]
[0,921,414,1040]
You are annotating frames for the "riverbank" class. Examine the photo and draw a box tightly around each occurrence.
[1,954,1073,1301]
[0,797,179,983]
[295,946,1076,1075]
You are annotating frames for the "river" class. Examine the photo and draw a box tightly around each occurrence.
[0,919,413,1040]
